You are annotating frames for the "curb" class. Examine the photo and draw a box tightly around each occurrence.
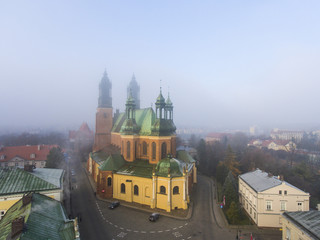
[82,164,193,220]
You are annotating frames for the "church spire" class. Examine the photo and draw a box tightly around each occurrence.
[127,73,140,109]
[98,69,112,108]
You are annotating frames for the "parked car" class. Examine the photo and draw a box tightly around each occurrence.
[109,201,120,209]
[149,213,160,222]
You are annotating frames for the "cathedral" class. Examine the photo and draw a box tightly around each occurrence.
[87,70,197,212]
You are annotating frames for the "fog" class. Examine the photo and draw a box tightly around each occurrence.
[1,1,320,133]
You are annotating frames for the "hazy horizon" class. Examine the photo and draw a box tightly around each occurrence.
[1,1,320,133]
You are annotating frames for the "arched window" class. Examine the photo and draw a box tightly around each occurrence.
[142,142,147,155]
[152,142,156,160]
[107,177,112,187]
[161,142,167,159]
[121,183,126,193]
[160,186,166,194]
[134,185,139,195]
[173,186,179,195]
[127,141,130,159]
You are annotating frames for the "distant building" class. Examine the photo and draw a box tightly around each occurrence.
[88,70,197,212]
[127,74,140,109]
[0,193,79,240]
[281,211,320,240]
[69,122,94,152]
[0,167,64,220]
[205,132,231,144]
[0,144,58,168]
[248,139,296,152]
[239,169,309,228]
[270,129,304,143]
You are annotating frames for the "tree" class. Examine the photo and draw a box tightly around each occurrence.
[197,139,207,173]
[224,145,241,177]
[46,147,65,168]
[222,171,238,209]
[226,201,240,224]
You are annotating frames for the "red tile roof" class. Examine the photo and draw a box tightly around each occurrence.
[0,145,58,162]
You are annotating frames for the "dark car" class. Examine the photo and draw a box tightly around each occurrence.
[109,201,120,209]
[149,213,160,222]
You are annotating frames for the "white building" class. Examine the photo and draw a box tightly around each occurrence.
[239,169,310,228]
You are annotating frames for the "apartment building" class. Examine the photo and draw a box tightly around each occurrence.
[239,169,310,228]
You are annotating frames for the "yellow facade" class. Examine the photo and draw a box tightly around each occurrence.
[113,173,188,212]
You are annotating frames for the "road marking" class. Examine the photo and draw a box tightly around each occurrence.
[158,230,163,233]
[165,229,170,232]
[150,231,155,233]
[179,226,183,228]
[126,229,131,232]
[173,232,183,237]
[187,236,192,239]
[114,225,118,228]
[140,231,146,233]
[185,223,188,225]
[133,230,139,233]
[117,232,127,238]
[173,227,177,230]
[120,227,124,230]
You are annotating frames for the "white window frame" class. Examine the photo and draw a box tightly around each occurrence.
[266,201,272,211]
[280,201,286,211]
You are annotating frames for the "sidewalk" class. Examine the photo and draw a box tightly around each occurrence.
[81,163,193,220]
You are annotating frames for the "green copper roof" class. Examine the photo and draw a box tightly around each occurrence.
[90,151,110,166]
[155,157,184,178]
[116,159,154,178]
[156,92,165,105]
[113,108,156,136]
[151,119,176,136]
[0,193,76,240]
[176,150,196,164]
[99,154,126,171]
[0,168,63,196]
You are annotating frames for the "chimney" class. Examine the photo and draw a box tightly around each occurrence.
[22,193,32,206]
[24,165,33,172]
[11,216,25,238]
[280,175,284,181]
[317,203,320,211]
[38,145,41,151]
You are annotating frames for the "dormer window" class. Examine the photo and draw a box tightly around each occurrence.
[30,153,36,159]
[0,155,5,160]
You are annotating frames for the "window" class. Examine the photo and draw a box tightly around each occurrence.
[266,201,272,211]
[134,185,139,195]
[286,227,291,240]
[152,142,156,160]
[160,186,166,194]
[250,207,252,214]
[284,190,287,195]
[297,202,303,211]
[280,201,286,211]
[127,141,131,159]
[142,142,147,155]
[0,210,5,218]
[173,186,179,195]
[0,155,5,160]
[279,190,282,195]
[107,177,112,187]
[30,153,35,159]
[254,212,256,219]
[161,142,167,159]
[15,163,19,167]
[121,183,126,194]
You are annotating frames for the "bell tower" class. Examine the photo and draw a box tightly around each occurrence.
[94,70,113,151]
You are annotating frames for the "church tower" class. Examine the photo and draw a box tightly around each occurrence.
[94,70,113,151]
[127,74,140,109]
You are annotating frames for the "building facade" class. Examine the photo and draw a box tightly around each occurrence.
[239,169,310,228]
[0,144,58,168]
[87,71,197,212]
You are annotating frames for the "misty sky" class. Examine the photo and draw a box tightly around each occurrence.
[1,1,320,132]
